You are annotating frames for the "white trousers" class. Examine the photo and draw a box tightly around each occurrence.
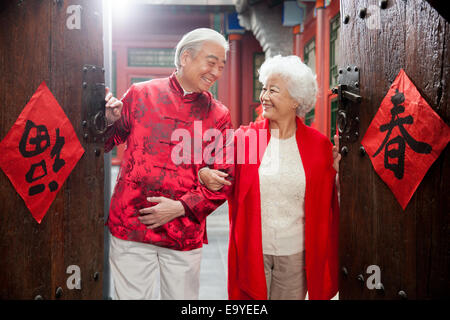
[109,235,202,300]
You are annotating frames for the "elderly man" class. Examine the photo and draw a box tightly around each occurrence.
[104,28,233,300]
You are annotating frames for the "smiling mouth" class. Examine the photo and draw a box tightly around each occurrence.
[202,77,213,85]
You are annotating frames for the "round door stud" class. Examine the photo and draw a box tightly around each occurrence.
[359,146,366,156]
[359,8,367,19]
[343,15,350,24]
[356,274,365,284]
[55,287,63,299]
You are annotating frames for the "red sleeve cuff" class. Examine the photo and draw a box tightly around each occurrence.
[179,199,198,223]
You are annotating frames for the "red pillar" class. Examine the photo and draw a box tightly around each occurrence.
[228,33,242,129]
[293,25,303,58]
[315,6,327,135]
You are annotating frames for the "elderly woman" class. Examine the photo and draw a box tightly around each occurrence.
[200,55,340,300]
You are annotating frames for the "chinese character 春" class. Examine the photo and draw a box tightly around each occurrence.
[373,89,432,179]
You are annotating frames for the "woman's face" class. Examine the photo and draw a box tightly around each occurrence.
[260,74,298,121]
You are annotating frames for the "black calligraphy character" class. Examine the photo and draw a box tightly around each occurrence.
[25,160,47,183]
[373,89,432,179]
[19,121,50,195]
[384,136,405,179]
[25,160,47,196]
[19,121,65,195]
[46,128,66,192]
[51,128,65,173]
[19,120,50,157]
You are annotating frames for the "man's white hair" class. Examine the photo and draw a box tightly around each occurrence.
[174,28,229,70]
[258,55,317,117]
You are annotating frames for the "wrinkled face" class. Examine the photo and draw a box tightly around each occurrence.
[179,41,226,93]
[260,74,298,121]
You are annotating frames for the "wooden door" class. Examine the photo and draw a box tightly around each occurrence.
[0,0,104,299]
[338,0,449,299]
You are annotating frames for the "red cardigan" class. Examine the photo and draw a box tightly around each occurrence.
[228,117,339,300]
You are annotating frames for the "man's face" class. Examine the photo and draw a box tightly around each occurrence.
[179,41,226,93]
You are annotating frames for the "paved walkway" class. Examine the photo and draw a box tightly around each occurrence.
[199,203,229,300]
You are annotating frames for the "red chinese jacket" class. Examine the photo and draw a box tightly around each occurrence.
[228,117,339,300]
[105,73,233,251]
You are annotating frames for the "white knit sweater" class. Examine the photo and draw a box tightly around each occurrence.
[259,134,306,256]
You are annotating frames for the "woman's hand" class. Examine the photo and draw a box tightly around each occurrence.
[199,168,231,191]
[332,135,342,172]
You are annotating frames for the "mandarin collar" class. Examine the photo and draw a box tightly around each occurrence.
[169,72,203,101]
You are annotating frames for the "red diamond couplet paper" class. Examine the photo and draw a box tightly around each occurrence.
[0,81,85,223]
[362,69,450,210]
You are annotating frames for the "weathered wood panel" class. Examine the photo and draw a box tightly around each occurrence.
[0,0,104,299]
[405,1,450,299]
[339,0,449,299]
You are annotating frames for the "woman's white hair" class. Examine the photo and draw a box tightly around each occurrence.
[258,55,317,117]
[174,28,229,70]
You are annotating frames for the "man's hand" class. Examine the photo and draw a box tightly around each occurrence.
[199,168,231,191]
[105,87,123,125]
[332,135,342,172]
[138,197,185,229]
